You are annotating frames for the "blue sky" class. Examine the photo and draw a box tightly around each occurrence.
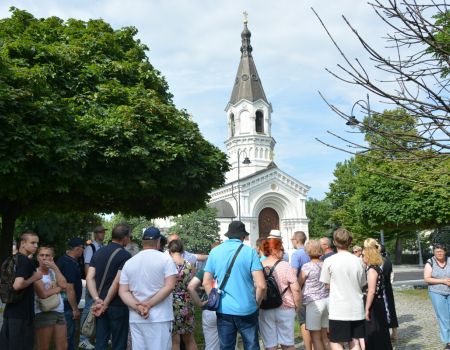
[1,1,391,199]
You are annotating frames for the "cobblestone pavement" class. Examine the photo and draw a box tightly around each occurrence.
[291,288,442,350]
[390,289,442,350]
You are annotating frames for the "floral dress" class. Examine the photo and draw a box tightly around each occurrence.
[172,260,195,334]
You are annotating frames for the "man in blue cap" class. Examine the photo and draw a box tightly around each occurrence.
[203,221,266,350]
[56,237,85,350]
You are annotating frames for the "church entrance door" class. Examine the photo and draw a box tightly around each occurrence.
[258,207,279,239]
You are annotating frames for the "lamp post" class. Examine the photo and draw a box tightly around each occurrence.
[237,149,251,221]
[346,94,371,127]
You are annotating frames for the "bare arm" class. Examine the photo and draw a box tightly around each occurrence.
[203,272,214,295]
[187,276,206,308]
[424,263,450,286]
[48,263,67,290]
[86,266,98,300]
[118,283,143,315]
[365,268,378,321]
[290,280,302,312]
[13,271,42,291]
[141,274,177,309]
[34,279,61,299]
[66,283,80,319]
[299,270,308,289]
[252,269,267,305]
[102,270,121,307]
[196,254,209,261]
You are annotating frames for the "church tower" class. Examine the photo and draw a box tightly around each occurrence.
[225,15,275,182]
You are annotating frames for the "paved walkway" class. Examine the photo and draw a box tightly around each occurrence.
[1,289,443,350]
[291,289,441,350]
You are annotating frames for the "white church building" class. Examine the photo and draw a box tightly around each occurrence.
[208,18,310,251]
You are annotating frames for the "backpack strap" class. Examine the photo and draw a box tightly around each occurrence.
[267,259,282,278]
[267,260,289,295]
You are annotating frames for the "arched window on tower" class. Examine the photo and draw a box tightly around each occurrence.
[230,113,235,137]
[255,110,264,133]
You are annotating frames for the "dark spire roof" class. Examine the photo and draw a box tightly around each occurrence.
[229,16,268,105]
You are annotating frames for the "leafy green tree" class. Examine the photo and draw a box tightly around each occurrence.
[169,207,220,254]
[103,213,154,245]
[0,9,228,261]
[326,110,449,256]
[305,198,334,238]
[15,212,102,257]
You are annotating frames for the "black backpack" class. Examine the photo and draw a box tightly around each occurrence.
[0,255,25,304]
[260,260,288,310]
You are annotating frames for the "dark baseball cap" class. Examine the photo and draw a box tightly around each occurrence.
[142,227,162,240]
[68,237,85,249]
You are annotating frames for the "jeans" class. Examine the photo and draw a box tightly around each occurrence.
[429,291,450,343]
[80,288,93,343]
[0,317,34,350]
[64,308,76,350]
[95,305,129,350]
[216,310,260,350]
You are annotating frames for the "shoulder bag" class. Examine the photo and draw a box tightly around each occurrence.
[204,244,244,311]
[37,269,61,312]
[81,247,121,337]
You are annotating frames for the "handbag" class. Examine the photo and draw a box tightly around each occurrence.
[204,244,244,311]
[81,248,121,337]
[37,269,61,312]
[38,292,60,312]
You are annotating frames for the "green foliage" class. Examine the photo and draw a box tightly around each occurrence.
[103,213,154,245]
[15,212,102,257]
[429,11,450,77]
[305,198,334,238]
[169,207,220,254]
[0,9,228,260]
[326,109,450,244]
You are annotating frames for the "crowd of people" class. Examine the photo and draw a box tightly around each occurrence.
[0,221,448,350]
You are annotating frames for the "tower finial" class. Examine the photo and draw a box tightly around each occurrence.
[243,11,248,24]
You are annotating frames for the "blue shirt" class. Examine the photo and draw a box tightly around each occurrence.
[291,247,311,277]
[204,239,262,316]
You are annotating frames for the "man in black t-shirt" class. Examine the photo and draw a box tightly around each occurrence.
[0,231,42,350]
[56,237,85,350]
[86,223,132,350]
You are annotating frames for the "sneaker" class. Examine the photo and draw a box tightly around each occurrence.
[78,339,95,350]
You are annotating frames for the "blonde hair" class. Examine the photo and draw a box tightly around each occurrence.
[305,240,323,259]
[37,246,55,256]
[363,238,383,266]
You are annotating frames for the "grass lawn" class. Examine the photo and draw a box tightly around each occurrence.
[397,287,428,300]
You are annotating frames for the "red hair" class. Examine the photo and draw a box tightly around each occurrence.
[262,238,283,257]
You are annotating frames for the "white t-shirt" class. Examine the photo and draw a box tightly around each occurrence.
[319,251,366,321]
[35,269,64,314]
[120,249,177,323]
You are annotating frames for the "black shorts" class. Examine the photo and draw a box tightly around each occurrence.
[329,319,365,343]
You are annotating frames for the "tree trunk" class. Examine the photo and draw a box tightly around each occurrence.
[0,208,18,263]
[395,236,403,265]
